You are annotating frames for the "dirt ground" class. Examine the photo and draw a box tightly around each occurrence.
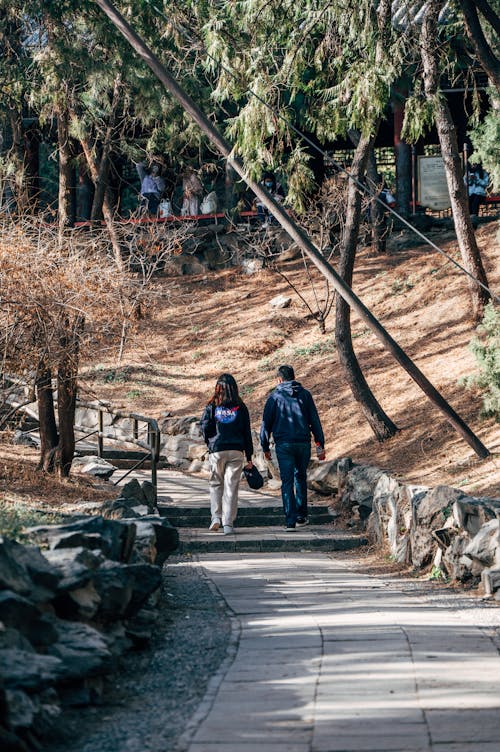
[80,218,500,498]
[1,219,499,508]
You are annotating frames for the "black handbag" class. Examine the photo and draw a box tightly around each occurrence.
[243,465,264,490]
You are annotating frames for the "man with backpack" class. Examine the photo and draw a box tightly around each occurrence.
[260,365,325,530]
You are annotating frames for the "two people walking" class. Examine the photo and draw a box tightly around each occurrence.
[200,366,325,533]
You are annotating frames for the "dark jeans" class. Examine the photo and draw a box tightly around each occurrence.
[275,442,311,525]
[469,193,483,216]
[142,192,161,215]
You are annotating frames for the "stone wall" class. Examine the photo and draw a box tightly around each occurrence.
[0,480,178,750]
[327,460,500,599]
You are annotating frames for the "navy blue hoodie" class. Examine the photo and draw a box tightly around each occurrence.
[200,402,253,461]
[260,380,324,452]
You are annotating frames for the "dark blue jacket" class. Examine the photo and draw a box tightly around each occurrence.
[260,381,324,452]
[200,402,253,461]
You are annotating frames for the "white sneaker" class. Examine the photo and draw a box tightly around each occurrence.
[209,519,221,532]
[223,525,234,535]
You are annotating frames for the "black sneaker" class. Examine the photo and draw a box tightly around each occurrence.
[285,523,296,531]
[296,517,309,527]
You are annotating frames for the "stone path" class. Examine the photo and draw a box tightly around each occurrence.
[177,552,500,752]
[117,469,500,751]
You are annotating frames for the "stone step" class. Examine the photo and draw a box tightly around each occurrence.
[178,526,367,553]
[158,504,334,528]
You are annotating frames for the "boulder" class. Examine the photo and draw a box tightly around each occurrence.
[453,497,500,536]
[443,532,475,581]
[5,689,36,730]
[0,539,34,597]
[53,581,101,621]
[160,415,199,436]
[92,561,162,620]
[341,465,385,516]
[0,649,63,691]
[368,479,425,563]
[278,244,301,261]
[5,541,61,599]
[481,566,500,598]
[464,518,499,567]
[241,257,264,274]
[269,294,292,309]
[43,547,104,590]
[12,431,38,448]
[27,517,136,563]
[410,486,464,569]
[307,460,338,494]
[47,621,112,680]
[92,562,134,620]
[0,591,57,647]
[71,456,115,480]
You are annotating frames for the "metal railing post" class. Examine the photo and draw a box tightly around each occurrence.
[98,409,104,457]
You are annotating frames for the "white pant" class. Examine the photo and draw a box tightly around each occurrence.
[208,450,244,526]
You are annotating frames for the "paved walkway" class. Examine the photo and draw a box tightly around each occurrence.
[178,552,500,752]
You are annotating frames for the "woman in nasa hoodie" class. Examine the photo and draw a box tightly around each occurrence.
[200,373,254,535]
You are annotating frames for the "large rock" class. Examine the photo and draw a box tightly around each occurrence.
[92,561,162,620]
[43,547,104,590]
[160,415,200,437]
[342,465,385,517]
[368,479,426,563]
[71,456,116,480]
[307,460,339,494]
[453,497,500,536]
[0,649,63,691]
[0,539,35,597]
[4,541,61,601]
[0,591,57,647]
[27,517,136,563]
[410,486,464,569]
[47,621,112,680]
[482,566,500,598]
[464,519,500,567]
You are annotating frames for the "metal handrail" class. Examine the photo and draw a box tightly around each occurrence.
[74,401,160,497]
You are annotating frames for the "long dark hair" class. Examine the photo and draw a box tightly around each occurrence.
[209,373,243,407]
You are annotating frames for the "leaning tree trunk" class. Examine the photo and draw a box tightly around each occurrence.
[55,316,84,478]
[35,364,59,473]
[421,1,491,321]
[457,0,500,97]
[57,109,74,248]
[335,132,399,441]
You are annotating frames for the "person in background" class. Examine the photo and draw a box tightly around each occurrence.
[260,365,325,531]
[467,163,489,217]
[256,172,285,228]
[200,374,254,535]
[136,161,165,216]
[181,167,204,216]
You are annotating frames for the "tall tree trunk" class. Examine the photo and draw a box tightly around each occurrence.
[421,1,491,321]
[55,317,83,478]
[367,146,386,254]
[335,132,399,441]
[35,364,58,473]
[393,79,412,219]
[7,109,26,212]
[90,75,122,221]
[80,135,124,271]
[57,109,74,247]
